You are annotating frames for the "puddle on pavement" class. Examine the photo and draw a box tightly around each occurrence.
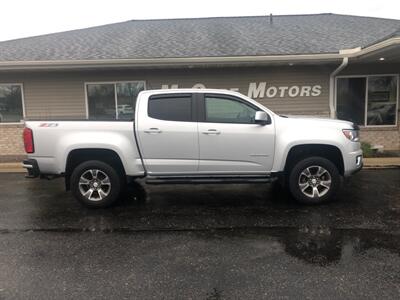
[205,227,400,267]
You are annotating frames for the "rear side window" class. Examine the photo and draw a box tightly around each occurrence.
[148,95,192,122]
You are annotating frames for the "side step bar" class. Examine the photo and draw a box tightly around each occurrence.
[145,175,277,185]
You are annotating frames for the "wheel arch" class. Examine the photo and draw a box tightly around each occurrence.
[65,148,126,190]
[283,144,345,176]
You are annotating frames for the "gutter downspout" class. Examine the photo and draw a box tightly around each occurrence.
[329,57,348,118]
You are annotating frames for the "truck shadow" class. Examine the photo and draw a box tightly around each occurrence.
[117,180,296,208]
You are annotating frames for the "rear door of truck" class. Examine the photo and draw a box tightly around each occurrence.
[136,93,198,175]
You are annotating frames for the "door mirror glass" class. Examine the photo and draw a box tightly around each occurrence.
[254,111,270,125]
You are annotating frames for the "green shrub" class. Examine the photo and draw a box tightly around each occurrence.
[361,142,374,158]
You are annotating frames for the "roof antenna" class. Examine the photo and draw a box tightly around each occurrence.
[269,13,273,25]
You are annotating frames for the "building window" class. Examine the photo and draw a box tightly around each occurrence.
[367,76,397,125]
[0,84,24,123]
[336,75,398,126]
[86,81,145,120]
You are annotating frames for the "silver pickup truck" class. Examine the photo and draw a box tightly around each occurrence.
[22,89,363,207]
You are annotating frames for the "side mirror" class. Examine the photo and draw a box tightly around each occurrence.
[254,111,271,125]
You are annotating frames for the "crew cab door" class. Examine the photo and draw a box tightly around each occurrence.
[198,93,275,173]
[136,93,198,175]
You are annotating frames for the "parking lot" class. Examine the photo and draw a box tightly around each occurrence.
[0,169,399,299]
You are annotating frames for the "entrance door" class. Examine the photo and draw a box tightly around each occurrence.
[198,94,275,173]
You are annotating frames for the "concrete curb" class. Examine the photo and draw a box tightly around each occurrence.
[363,157,400,169]
[363,165,400,169]
[0,158,399,173]
[0,163,25,173]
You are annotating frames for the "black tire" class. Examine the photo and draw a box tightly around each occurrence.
[70,160,124,208]
[288,156,340,205]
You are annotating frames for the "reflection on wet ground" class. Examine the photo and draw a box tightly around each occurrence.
[259,227,399,266]
[1,169,399,266]
[1,169,399,232]
[0,170,399,298]
[0,227,399,299]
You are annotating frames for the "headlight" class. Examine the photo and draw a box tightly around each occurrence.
[342,129,359,142]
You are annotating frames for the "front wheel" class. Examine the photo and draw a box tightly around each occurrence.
[288,157,340,204]
[70,160,123,208]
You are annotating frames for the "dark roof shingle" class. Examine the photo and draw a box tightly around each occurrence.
[0,13,399,61]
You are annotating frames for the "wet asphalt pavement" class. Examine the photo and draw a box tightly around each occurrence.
[0,169,399,299]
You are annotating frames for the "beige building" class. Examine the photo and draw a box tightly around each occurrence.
[0,14,399,161]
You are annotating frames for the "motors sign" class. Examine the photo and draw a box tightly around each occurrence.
[161,82,322,99]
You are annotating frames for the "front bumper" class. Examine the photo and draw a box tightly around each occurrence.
[347,161,363,176]
[344,150,363,176]
[22,159,40,178]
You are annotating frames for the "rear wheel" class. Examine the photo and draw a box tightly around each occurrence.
[288,157,340,204]
[70,160,123,208]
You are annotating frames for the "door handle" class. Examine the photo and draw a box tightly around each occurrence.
[144,128,162,134]
[202,129,221,135]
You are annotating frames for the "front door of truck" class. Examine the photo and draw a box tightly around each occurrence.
[136,93,198,175]
[198,93,275,173]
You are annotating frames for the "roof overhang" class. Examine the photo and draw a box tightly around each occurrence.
[0,53,344,71]
[0,37,399,71]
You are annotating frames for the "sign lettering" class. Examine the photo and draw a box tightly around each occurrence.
[160,82,322,98]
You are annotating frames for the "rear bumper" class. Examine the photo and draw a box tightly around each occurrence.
[22,159,40,178]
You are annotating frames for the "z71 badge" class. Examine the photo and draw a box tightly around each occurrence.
[39,123,58,127]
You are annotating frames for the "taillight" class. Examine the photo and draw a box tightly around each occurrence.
[23,127,34,153]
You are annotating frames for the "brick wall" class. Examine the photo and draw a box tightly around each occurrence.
[0,124,26,162]
[360,129,400,151]
[358,111,400,151]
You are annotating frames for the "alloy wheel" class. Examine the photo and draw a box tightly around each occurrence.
[78,169,111,201]
[298,165,331,198]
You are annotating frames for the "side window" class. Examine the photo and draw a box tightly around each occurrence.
[205,96,257,124]
[148,95,192,122]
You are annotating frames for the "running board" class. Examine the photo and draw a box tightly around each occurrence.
[145,175,277,185]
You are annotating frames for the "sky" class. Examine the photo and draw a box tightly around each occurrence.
[0,0,399,42]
